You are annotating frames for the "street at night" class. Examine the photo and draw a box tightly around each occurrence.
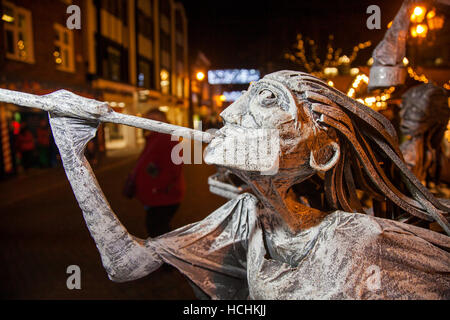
[0,151,226,299]
[0,0,449,307]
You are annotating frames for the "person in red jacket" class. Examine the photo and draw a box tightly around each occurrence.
[132,110,185,237]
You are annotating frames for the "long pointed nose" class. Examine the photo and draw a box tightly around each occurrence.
[220,96,248,126]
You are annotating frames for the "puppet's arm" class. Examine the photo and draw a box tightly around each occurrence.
[48,99,163,283]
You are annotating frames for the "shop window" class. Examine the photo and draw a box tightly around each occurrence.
[54,23,75,72]
[2,1,35,63]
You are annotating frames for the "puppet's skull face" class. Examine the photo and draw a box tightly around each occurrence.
[204,75,316,175]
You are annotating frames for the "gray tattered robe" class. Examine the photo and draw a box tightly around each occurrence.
[150,194,450,299]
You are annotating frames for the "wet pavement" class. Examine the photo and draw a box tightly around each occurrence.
[0,151,227,299]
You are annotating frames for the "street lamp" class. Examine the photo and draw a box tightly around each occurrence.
[189,69,207,128]
[196,71,206,82]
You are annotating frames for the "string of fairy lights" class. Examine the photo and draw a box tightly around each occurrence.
[284,34,372,78]
[347,66,450,142]
[347,74,396,112]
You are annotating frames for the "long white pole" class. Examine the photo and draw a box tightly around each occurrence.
[0,88,214,143]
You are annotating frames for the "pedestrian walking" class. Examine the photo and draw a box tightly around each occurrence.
[125,110,185,237]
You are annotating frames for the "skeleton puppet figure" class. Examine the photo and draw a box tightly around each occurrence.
[399,84,450,184]
[16,71,450,299]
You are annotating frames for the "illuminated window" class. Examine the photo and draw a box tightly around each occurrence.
[54,23,75,72]
[2,1,34,63]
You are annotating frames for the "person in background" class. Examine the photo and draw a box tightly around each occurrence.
[16,121,36,172]
[36,119,51,168]
[132,109,185,237]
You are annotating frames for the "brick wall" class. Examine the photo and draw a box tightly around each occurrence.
[1,0,88,90]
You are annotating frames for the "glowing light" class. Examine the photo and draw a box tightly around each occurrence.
[365,97,376,105]
[1,14,14,23]
[222,91,243,102]
[196,71,205,81]
[159,106,169,112]
[411,6,426,23]
[324,67,338,77]
[347,73,392,111]
[160,69,169,81]
[414,6,425,17]
[387,21,393,29]
[338,55,350,65]
[408,67,429,83]
[427,13,444,30]
[427,10,435,19]
[350,68,359,76]
[55,58,62,64]
[411,24,428,38]
[416,24,427,35]
[118,102,125,108]
[402,57,409,66]
[327,80,334,87]
[443,82,450,90]
[367,57,374,66]
[219,95,226,102]
[208,69,260,85]
[348,88,355,97]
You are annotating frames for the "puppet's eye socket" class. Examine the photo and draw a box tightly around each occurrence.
[258,89,277,107]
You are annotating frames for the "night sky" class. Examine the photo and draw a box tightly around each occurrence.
[180,0,404,71]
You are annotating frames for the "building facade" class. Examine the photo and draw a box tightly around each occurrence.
[84,0,189,149]
[0,0,189,178]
